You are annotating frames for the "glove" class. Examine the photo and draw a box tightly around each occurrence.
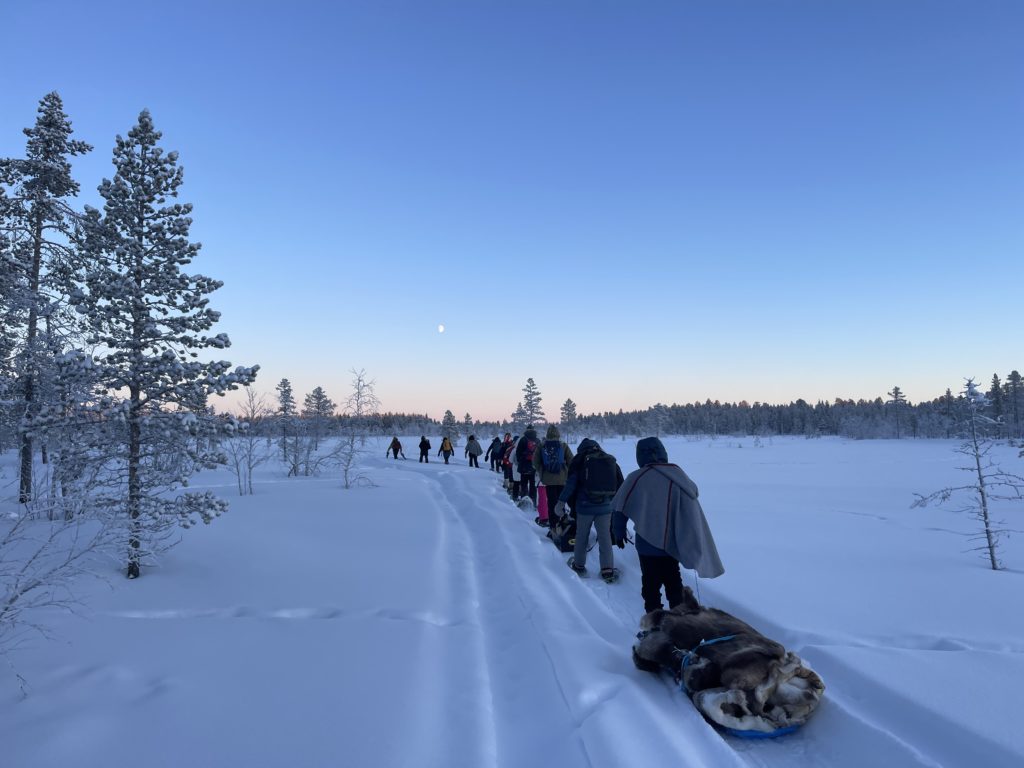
[613,534,626,549]
[553,501,566,519]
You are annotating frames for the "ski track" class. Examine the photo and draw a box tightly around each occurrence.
[385,458,973,768]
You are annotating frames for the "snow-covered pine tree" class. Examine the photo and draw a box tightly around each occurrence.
[441,409,459,443]
[72,110,257,578]
[913,378,1023,571]
[510,402,526,432]
[987,374,1004,437]
[887,386,907,439]
[560,398,577,442]
[1007,370,1023,439]
[302,386,336,450]
[463,412,473,439]
[0,93,92,502]
[522,378,544,424]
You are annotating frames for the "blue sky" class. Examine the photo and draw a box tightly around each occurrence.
[3,1,1022,420]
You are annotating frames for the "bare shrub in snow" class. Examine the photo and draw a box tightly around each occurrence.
[913,379,1023,570]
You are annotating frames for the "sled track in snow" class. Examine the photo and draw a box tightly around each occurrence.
[387,459,1015,768]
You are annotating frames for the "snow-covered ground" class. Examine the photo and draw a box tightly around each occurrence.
[2,436,1022,768]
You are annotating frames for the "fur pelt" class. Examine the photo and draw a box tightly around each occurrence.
[633,587,825,734]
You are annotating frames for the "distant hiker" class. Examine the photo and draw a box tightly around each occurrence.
[554,438,623,581]
[465,435,483,468]
[485,436,502,472]
[502,434,518,495]
[515,425,540,505]
[533,425,573,528]
[419,436,431,463]
[612,437,724,613]
[387,436,405,460]
[438,436,454,464]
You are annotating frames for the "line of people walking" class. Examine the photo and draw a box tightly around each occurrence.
[389,427,724,613]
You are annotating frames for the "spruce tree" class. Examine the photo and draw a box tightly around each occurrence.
[1007,371,1022,438]
[302,386,336,450]
[887,386,907,439]
[72,110,257,578]
[463,412,473,438]
[0,93,91,502]
[560,398,577,441]
[441,409,459,443]
[522,378,544,424]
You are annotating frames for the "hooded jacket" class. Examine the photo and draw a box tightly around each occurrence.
[611,437,724,577]
[559,438,623,517]
[465,437,483,457]
[516,427,540,474]
[532,424,574,485]
[485,437,501,461]
[438,437,454,455]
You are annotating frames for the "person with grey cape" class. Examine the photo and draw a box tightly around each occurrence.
[611,437,724,614]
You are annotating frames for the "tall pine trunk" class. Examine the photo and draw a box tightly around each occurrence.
[18,208,44,503]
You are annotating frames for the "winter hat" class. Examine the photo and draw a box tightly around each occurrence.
[636,436,668,467]
[546,425,561,440]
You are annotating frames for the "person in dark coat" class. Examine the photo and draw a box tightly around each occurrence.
[554,438,623,580]
[485,437,502,472]
[515,426,540,505]
[387,436,405,459]
[611,437,724,613]
[418,436,431,463]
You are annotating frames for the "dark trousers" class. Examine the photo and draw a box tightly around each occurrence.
[468,455,479,467]
[543,484,564,518]
[390,448,403,459]
[441,451,451,464]
[638,554,685,613]
[419,451,429,463]
[519,471,537,504]
[489,456,500,471]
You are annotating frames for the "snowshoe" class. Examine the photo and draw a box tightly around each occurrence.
[534,516,549,528]
[600,568,620,584]
[567,557,587,577]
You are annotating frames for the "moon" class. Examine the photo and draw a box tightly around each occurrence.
[438,324,445,334]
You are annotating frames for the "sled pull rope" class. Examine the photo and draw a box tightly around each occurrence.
[678,634,738,694]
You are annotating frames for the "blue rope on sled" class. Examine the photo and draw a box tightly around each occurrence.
[678,634,738,694]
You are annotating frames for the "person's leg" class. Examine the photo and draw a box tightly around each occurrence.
[512,479,521,500]
[573,514,594,570]
[544,485,563,518]
[662,558,685,609]
[638,554,665,613]
[595,514,614,571]
[524,473,536,504]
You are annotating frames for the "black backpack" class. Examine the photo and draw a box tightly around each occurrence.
[581,451,617,503]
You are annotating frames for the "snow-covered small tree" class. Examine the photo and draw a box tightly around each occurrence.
[71,110,257,578]
[522,378,544,424]
[463,412,474,438]
[913,379,1023,570]
[338,368,380,488]
[302,386,335,451]
[1007,370,1023,439]
[225,387,272,495]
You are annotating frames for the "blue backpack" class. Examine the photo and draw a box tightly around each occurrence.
[540,440,566,473]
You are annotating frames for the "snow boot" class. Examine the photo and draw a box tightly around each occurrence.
[567,556,587,577]
[534,516,549,527]
[600,567,619,584]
